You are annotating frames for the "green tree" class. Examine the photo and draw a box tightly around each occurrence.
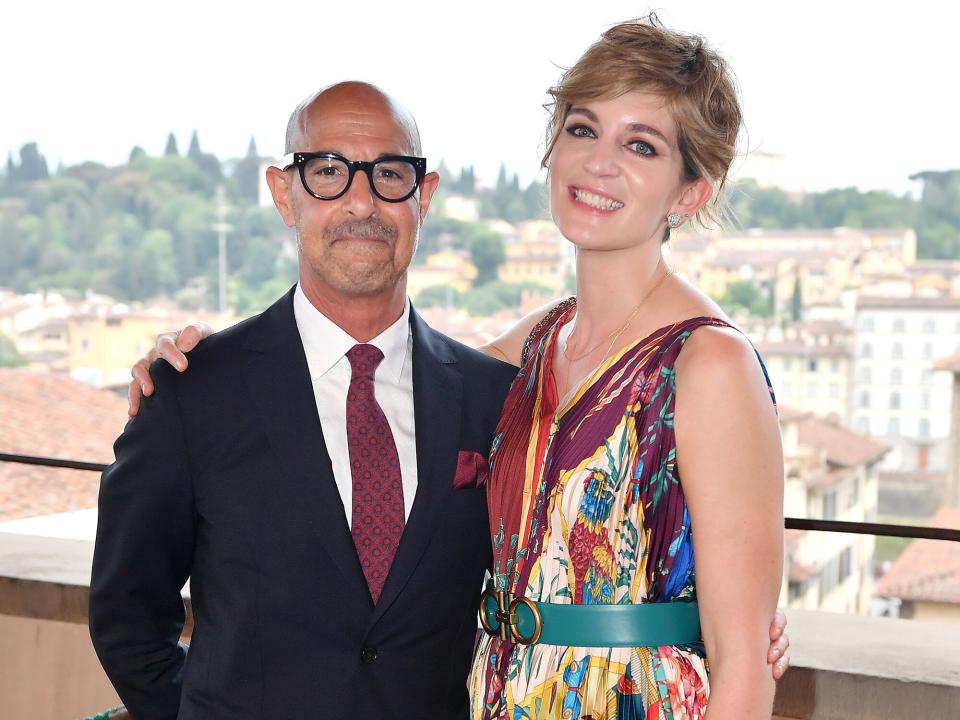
[911,170,960,259]
[790,274,803,322]
[467,226,506,286]
[716,280,772,317]
[234,136,262,203]
[413,283,462,309]
[0,332,26,368]
[164,132,179,156]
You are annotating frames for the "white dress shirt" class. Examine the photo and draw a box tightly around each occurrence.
[293,284,418,527]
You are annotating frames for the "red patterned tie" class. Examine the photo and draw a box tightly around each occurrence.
[346,343,404,603]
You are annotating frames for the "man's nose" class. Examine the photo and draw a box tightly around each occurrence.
[339,169,377,216]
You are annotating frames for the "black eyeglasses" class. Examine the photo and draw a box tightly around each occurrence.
[282,152,426,202]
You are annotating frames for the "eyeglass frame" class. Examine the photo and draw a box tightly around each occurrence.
[281,151,427,203]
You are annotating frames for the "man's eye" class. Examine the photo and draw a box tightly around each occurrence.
[317,165,343,176]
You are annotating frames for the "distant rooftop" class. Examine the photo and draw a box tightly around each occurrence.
[0,370,125,521]
[874,506,960,604]
[857,295,960,310]
[796,414,889,468]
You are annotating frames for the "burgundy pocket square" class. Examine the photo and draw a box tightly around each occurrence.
[453,450,490,489]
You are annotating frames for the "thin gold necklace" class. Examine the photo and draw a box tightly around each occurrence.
[560,264,674,404]
[563,262,674,364]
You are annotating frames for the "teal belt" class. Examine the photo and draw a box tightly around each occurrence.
[479,588,701,647]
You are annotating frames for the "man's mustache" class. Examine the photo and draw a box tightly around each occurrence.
[324,218,397,242]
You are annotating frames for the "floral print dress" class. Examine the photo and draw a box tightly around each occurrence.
[468,301,773,720]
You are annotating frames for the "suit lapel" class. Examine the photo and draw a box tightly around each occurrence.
[370,308,462,623]
[242,288,372,607]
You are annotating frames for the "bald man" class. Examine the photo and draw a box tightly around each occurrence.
[89,82,519,720]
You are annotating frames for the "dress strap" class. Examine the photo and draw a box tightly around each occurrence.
[520,296,577,367]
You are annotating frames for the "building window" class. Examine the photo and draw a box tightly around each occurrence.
[859,367,872,383]
[887,417,900,435]
[921,370,933,385]
[859,392,870,409]
[806,383,817,399]
[890,367,902,384]
[819,556,838,603]
[856,417,869,434]
[80,338,90,350]
[860,317,875,332]
[919,418,931,438]
[923,343,934,360]
[921,392,931,410]
[807,359,818,372]
[890,391,901,410]
[893,317,905,332]
[861,342,872,358]
[923,318,936,333]
[830,359,840,373]
[839,547,852,583]
[784,357,793,371]
[851,475,860,506]
[829,383,840,399]
[892,342,903,359]
[782,382,795,399]
[823,491,837,520]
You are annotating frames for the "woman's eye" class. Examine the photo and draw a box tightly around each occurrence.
[565,124,595,139]
[629,140,656,156]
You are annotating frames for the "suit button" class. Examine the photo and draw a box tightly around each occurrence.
[360,646,377,664]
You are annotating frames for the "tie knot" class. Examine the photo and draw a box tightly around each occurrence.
[346,343,384,381]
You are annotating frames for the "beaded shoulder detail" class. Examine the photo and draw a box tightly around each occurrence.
[519,296,577,367]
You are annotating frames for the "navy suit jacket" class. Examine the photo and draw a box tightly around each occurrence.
[89,288,517,719]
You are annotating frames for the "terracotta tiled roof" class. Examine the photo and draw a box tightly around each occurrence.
[874,507,960,604]
[0,369,126,521]
[797,415,889,467]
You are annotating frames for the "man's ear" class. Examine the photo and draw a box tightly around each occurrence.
[672,176,713,220]
[416,171,441,224]
[266,166,296,228]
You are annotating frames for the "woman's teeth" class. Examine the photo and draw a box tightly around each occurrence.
[573,189,624,211]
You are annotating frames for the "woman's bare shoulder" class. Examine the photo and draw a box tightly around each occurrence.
[476,296,574,367]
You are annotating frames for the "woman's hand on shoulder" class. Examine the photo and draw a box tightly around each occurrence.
[476,297,572,366]
[127,322,215,417]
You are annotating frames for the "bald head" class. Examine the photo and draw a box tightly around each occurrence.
[284,81,422,156]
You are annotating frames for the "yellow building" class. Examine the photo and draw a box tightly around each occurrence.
[780,408,888,615]
[497,220,572,293]
[68,309,233,388]
[407,251,478,301]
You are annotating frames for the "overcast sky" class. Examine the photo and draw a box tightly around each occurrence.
[4,0,958,195]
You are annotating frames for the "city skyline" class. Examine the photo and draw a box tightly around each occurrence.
[4,0,959,196]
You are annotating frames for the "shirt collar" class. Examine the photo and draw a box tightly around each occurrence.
[293,283,410,382]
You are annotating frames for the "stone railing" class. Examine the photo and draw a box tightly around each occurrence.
[2,531,958,719]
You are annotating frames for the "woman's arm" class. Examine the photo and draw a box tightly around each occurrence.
[475,297,571,365]
[674,326,784,719]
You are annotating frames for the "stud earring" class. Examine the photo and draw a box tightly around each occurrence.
[666,211,684,228]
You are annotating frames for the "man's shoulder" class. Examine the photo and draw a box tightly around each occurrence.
[421,325,518,387]
[150,292,294,388]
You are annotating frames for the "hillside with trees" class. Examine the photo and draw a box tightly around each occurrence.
[1,140,957,316]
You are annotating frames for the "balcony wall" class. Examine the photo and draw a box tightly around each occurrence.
[1,531,958,719]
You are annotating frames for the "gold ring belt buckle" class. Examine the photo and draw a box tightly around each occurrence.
[479,589,543,645]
